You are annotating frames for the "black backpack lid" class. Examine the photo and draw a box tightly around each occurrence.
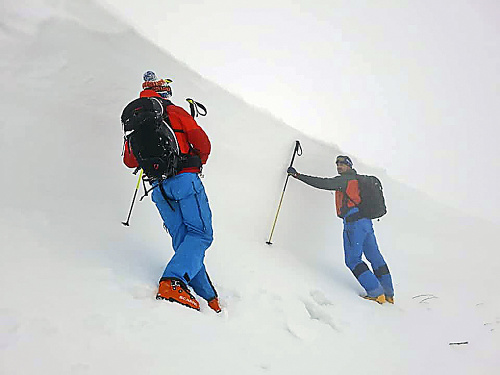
[121,97,163,132]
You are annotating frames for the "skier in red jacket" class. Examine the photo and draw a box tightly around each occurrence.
[123,71,221,313]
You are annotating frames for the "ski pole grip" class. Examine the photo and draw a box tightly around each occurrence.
[135,169,143,189]
[289,140,302,167]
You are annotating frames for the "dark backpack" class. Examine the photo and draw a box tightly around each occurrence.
[351,175,387,219]
[121,97,181,179]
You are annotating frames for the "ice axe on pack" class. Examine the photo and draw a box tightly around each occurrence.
[266,140,302,245]
[122,169,143,227]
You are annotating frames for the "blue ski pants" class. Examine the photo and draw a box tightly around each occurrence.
[343,214,394,298]
[151,173,217,301]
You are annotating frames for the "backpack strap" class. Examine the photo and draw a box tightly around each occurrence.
[158,97,203,170]
[341,176,362,218]
[343,176,360,205]
[342,190,362,222]
[140,183,154,201]
[344,191,357,207]
[159,98,185,133]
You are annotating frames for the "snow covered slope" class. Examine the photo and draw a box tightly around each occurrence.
[1,1,499,374]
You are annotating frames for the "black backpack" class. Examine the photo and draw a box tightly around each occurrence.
[121,97,182,179]
[350,175,387,219]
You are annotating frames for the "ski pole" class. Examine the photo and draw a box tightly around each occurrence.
[266,140,302,244]
[122,169,143,227]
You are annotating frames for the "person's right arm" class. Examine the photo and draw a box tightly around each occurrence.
[295,174,346,191]
[287,167,347,191]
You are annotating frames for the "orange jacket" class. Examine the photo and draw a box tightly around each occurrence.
[335,179,361,217]
[123,90,211,174]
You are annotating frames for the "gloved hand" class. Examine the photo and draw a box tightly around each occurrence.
[287,166,299,177]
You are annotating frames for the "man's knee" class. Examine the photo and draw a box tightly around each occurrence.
[350,262,370,278]
[374,264,390,278]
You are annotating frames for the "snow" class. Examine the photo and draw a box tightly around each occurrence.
[1,1,499,374]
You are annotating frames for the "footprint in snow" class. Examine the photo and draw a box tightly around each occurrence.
[302,300,339,332]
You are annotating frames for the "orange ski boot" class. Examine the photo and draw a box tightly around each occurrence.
[362,294,386,304]
[208,297,222,313]
[156,278,200,311]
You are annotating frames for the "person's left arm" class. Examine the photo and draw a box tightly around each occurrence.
[171,107,211,164]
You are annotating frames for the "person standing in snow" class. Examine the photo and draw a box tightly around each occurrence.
[287,156,394,304]
[123,71,221,313]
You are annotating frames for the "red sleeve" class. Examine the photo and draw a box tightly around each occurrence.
[168,106,211,164]
[123,140,139,168]
[186,127,211,164]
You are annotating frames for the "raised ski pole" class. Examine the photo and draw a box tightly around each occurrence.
[122,169,143,227]
[266,140,302,245]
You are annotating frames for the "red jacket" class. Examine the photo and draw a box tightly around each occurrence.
[123,90,211,174]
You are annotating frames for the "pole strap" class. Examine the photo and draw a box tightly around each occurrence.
[186,98,207,118]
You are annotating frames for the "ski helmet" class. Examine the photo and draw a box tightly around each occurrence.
[142,77,173,99]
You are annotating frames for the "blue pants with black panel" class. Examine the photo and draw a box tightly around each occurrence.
[151,173,217,302]
[343,208,394,298]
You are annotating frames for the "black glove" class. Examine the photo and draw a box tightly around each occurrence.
[287,166,299,177]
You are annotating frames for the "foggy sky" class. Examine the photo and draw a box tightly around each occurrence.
[99,0,500,223]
